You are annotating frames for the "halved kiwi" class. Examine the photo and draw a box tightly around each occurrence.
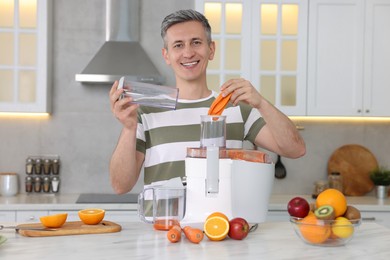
[314,205,335,220]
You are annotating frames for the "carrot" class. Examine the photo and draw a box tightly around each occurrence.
[167,225,182,243]
[208,92,232,115]
[183,226,204,244]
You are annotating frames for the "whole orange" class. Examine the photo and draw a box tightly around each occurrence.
[299,214,331,244]
[316,189,347,217]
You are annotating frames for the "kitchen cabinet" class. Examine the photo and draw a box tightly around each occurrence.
[49,210,139,223]
[196,0,309,116]
[0,210,16,222]
[0,0,52,113]
[361,211,390,228]
[307,0,390,116]
[16,210,48,223]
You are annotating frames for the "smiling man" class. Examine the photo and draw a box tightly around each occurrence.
[109,9,305,194]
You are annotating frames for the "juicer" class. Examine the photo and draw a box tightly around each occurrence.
[180,115,275,225]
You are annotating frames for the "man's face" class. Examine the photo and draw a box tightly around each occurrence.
[162,21,215,83]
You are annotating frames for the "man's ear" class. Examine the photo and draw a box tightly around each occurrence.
[162,48,171,65]
[208,41,216,60]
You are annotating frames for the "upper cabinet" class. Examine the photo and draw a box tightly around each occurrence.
[0,0,51,113]
[307,0,390,116]
[196,0,309,116]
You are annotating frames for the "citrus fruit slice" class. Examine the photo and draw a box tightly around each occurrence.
[204,215,230,241]
[299,214,331,244]
[316,188,347,217]
[40,213,68,228]
[78,208,105,225]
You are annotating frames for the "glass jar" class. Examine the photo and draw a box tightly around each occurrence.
[312,180,329,199]
[328,172,343,193]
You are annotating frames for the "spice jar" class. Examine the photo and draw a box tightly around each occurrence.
[312,180,329,199]
[26,158,34,175]
[34,176,42,192]
[328,172,343,193]
[25,176,33,193]
[51,177,60,193]
[34,158,42,175]
[43,159,51,175]
[43,176,51,193]
[52,159,60,175]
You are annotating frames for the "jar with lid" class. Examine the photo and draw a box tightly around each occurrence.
[312,180,329,199]
[25,176,33,193]
[328,172,343,193]
[26,158,34,175]
[43,176,51,193]
[34,176,42,192]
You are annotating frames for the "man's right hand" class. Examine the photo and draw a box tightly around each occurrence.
[109,80,139,130]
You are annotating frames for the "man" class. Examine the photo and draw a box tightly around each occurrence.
[109,9,305,194]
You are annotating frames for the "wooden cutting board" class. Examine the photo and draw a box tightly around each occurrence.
[17,220,121,237]
[327,144,378,196]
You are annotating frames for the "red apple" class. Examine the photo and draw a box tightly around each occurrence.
[287,197,310,218]
[228,217,250,240]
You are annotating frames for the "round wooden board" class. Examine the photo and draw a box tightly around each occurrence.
[327,144,378,196]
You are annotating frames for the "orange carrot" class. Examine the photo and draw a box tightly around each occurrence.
[183,226,204,244]
[167,225,182,243]
[208,92,232,115]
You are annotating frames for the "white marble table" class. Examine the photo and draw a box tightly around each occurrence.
[1,221,389,259]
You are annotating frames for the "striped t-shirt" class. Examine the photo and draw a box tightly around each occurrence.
[136,91,265,185]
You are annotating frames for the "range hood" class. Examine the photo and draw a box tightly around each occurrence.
[75,0,164,84]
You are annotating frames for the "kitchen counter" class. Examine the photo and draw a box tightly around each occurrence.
[1,193,390,212]
[0,221,389,259]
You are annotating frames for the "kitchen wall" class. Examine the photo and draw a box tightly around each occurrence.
[0,0,389,196]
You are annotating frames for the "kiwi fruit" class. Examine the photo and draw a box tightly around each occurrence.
[343,205,361,223]
[314,205,335,220]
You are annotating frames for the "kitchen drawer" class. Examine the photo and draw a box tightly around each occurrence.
[16,211,49,223]
[266,211,289,222]
[49,210,139,223]
[361,211,390,228]
[0,211,16,222]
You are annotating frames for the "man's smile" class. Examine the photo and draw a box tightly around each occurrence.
[181,60,200,67]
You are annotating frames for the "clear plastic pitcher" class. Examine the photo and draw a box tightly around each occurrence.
[138,186,186,230]
[118,77,179,110]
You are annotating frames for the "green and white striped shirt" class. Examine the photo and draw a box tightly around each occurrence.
[136,91,265,184]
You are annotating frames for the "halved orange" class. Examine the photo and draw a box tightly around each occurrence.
[40,213,68,228]
[78,208,105,225]
[204,212,230,241]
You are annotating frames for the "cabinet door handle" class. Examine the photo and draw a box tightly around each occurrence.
[357,109,362,113]
[362,217,376,221]
[29,216,36,221]
[365,109,370,113]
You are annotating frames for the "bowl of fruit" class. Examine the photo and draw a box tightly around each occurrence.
[288,189,362,247]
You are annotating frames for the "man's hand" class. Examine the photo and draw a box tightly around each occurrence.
[109,81,139,130]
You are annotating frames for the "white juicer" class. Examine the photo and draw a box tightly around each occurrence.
[180,116,275,225]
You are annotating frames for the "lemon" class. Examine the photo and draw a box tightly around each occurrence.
[332,217,354,238]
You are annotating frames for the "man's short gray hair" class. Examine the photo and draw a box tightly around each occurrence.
[161,9,212,48]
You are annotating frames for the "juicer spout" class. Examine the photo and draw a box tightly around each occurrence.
[206,146,219,195]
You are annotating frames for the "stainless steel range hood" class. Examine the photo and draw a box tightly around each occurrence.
[75,0,164,84]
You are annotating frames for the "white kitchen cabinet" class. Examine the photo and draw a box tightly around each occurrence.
[16,210,48,223]
[196,0,309,116]
[307,0,390,116]
[266,210,289,222]
[0,210,16,222]
[49,210,139,223]
[361,211,390,228]
[0,0,52,113]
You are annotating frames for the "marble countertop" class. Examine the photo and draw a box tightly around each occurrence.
[0,221,389,259]
[0,193,389,212]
